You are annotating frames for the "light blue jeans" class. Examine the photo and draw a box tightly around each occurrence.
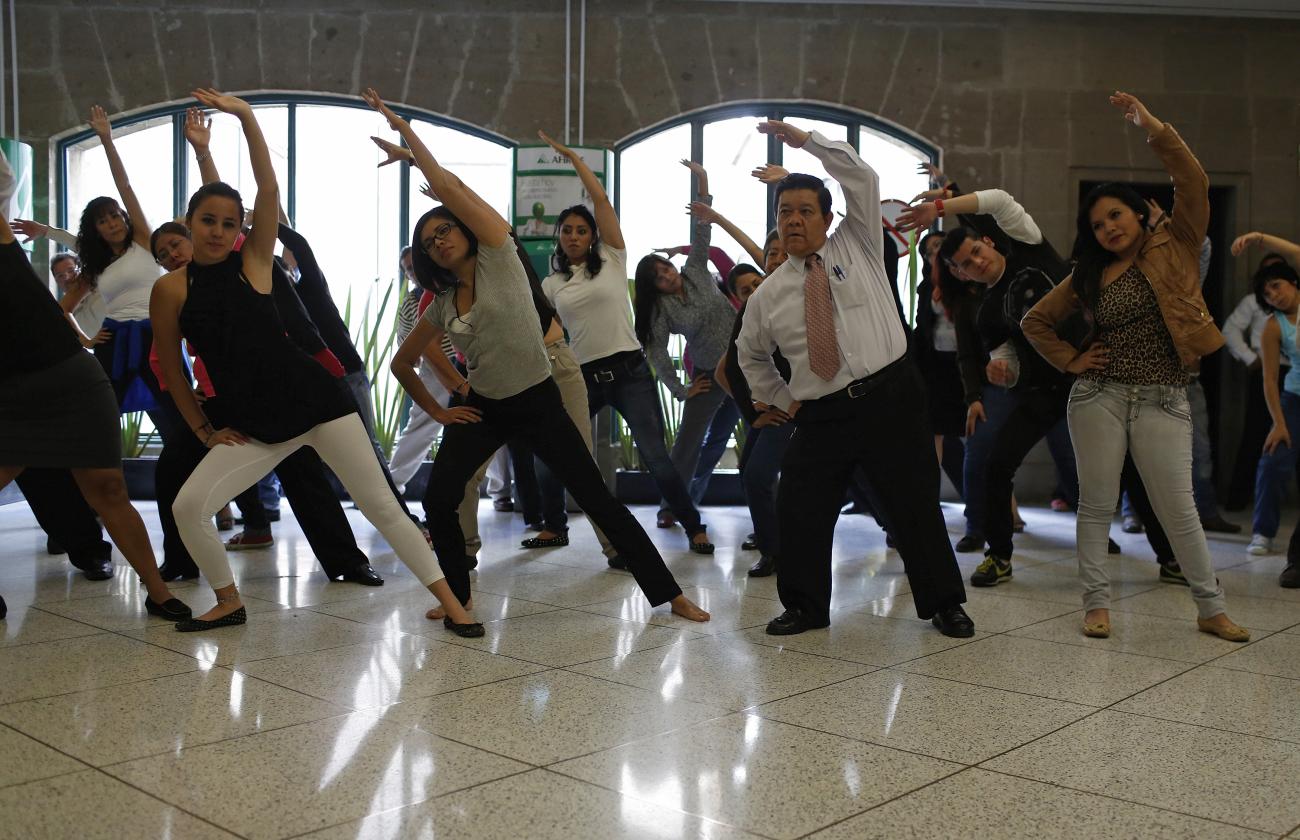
[1067,378,1226,619]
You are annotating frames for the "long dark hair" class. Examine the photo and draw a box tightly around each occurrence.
[1070,183,1150,313]
[410,205,477,293]
[632,254,672,346]
[551,204,604,278]
[75,196,134,288]
[1254,260,1300,313]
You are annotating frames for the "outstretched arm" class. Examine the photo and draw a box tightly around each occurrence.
[1112,91,1208,249]
[193,89,278,292]
[184,106,221,186]
[537,130,623,250]
[1232,231,1300,268]
[88,105,152,248]
[688,201,767,267]
[364,88,507,249]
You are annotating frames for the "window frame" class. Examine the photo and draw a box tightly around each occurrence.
[55,93,515,245]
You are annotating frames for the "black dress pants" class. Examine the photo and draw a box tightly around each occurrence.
[15,469,112,569]
[776,359,966,622]
[1121,454,1175,564]
[423,377,682,608]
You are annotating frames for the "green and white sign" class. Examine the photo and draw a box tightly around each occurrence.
[513,144,609,239]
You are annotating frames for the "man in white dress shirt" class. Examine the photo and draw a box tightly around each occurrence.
[737,120,972,637]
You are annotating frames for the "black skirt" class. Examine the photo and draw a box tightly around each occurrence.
[0,351,122,469]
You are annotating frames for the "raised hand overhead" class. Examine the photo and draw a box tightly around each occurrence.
[750,163,789,184]
[756,120,809,150]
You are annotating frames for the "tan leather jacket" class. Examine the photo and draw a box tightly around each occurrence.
[1021,124,1224,371]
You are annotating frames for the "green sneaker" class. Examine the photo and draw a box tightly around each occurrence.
[971,552,1012,587]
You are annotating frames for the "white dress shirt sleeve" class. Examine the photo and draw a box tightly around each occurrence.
[802,131,881,261]
[1223,293,1259,367]
[736,288,795,413]
[974,189,1043,245]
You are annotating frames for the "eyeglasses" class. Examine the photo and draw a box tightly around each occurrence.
[422,222,457,253]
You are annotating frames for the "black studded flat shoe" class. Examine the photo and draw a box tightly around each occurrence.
[175,607,246,632]
[521,533,569,549]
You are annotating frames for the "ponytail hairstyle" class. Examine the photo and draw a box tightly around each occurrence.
[75,196,135,288]
[632,254,673,347]
[551,204,604,278]
[1070,183,1150,314]
[410,205,477,294]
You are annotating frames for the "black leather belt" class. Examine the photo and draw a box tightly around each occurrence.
[811,353,909,403]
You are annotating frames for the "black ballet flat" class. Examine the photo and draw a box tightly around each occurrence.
[175,607,246,632]
[443,616,485,638]
[156,562,200,582]
[689,538,715,555]
[145,597,193,621]
[520,533,569,549]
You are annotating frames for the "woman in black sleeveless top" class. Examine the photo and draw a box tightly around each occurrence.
[149,89,481,636]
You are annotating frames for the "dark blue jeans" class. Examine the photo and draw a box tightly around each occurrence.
[1252,390,1300,538]
[583,351,705,537]
[740,422,795,557]
[686,393,743,506]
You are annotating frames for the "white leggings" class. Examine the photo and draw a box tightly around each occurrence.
[174,413,444,590]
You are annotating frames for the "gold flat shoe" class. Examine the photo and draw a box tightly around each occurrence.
[1197,617,1250,643]
[1082,621,1110,638]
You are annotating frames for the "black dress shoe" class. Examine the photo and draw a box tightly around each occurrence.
[156,561,200,582]
[1107,538,1121,555]
[443,616,486,637]
[46,537,66,555]
[465,555,479,570]
[747,554,776,577]
[492,498,514,512]
[607,555,629,571]
[741,534,758,551]
[765,608,830,636]
[1200,515,1242,534]
[338,565,384,586]
[931,604,975,638]
[954,535,984,553]
[688,535,715,555]
[79,557,114,582]
[0,593,7,620]
[146,596,193,621]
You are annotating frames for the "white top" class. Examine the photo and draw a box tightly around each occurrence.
[1223,292,1285,368]
[542,243,640,364]
[930,297,958,353]
[974,189,1044,247]
[71,288,107,338]
[737,131,908,410]
[96,241,161,321]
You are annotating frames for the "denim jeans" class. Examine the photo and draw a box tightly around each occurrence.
[685,394,743,506]
[962,385,1077,539]
[740,422,795,557]
[1068,378,1226,619]
[585,352,705,537]
[1252,389,1300,538]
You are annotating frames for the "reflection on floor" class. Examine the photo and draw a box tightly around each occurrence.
[1,498,1297,839]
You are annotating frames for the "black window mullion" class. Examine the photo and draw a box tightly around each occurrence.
[286,104,297,227]
[689,119,704,242]
[173,112,187,220]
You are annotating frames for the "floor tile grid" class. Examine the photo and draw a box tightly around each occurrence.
[726,612,1298,837]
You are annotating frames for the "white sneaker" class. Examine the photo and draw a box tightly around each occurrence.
[1247,534,1273,555]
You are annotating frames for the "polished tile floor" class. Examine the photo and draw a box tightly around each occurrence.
[1,498,1298,839]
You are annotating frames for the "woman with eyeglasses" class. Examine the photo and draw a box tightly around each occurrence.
[367,88,709,623]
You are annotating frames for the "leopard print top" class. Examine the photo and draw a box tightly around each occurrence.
[1081,264,1189,386]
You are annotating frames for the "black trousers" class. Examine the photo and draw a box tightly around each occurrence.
[984,386,1071,558]
[156,414,370,580]
[423,377,682,608]
[776,359,966,622]
[15,469,112,568]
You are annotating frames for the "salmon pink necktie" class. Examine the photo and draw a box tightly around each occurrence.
[804,255,841,380]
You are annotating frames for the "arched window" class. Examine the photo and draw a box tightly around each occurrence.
[616,103,938,315]
[58,95,513,304]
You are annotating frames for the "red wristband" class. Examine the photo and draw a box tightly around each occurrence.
[934,198,945,218]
